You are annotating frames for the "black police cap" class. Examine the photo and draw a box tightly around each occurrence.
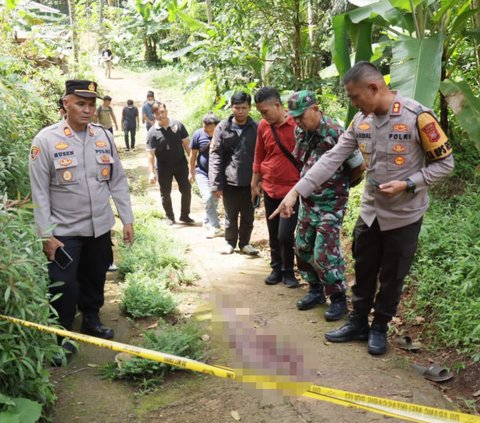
[65,80,102,98]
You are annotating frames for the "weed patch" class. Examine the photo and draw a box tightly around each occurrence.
[102,321,207,389]
[117,211,197,319]
[121,274,178,318]
[405,182,480,356]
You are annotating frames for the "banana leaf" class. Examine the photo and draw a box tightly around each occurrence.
[332,14,351,77]
[390,34,443,108]
[440,79,480,151]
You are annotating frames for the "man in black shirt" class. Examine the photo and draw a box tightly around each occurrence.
[147,103,194,225]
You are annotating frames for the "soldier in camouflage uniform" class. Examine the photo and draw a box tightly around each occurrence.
[288,91,364,321]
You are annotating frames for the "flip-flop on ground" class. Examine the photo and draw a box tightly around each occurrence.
[392,335,422,352]
[411,363,454,382]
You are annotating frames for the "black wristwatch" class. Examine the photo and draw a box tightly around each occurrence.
[405,178,416,194]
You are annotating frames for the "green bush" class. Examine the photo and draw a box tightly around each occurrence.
[0,393,42,423]
[0,204,60,412]
[342,181,363,237]
[102,321,206,386]
[117,214,196,285]
[405,182,480,356]
[121,274,178,318]
[0,69,56,198]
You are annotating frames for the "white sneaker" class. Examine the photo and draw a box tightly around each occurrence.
[241,244,259,255]
[221,244,234,255]
[108,263,118,271]
[206,227,223,239]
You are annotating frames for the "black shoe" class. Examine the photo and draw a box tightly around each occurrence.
[51,340,77,367]
[297,289,326,310]
[165,217,176,225]
[81,318,114,340]
[368,323,388,355]
[265,269,283,285]
[283,271,300,288]
[324,293,348,321]
[324,314,369,342]
[179,216,195,224]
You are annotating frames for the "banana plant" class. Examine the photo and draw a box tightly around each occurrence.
[440,79,480,151]
[330,0,479,130]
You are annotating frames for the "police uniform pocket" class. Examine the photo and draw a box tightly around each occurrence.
[54,157,79,185]
[387,142,410,171]
[358,141,373,155]
[96,154,114,181]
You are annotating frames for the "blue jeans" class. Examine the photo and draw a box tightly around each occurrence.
[196,171,220,228]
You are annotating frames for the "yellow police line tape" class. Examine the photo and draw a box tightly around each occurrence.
[1,314,478,423]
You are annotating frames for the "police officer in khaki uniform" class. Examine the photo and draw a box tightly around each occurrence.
[272,62,454,355]
[29,80,134,356]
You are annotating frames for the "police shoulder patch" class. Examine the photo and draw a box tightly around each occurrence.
[30,146,40,161]
[417,112,451,160]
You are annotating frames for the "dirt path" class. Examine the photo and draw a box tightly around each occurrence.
[51,66,457,423]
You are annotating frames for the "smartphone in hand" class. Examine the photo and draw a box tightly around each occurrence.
[253,195,261,209]
[367,177,381,189]
[54,247,73,270]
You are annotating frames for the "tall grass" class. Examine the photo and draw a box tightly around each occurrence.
[405,182,480,357]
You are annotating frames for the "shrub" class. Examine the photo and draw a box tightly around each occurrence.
[117,214,197,285]
[342,181,363,238]
[0,70,56,198]
[102,321,206,386]
[405,182,480,355]
[121,274,178,318]
[0,203,60,412]
[0,393,42,423]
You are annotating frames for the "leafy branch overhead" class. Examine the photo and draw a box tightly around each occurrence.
[329,0,480,136]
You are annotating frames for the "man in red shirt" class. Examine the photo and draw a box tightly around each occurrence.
[252,87,301,287]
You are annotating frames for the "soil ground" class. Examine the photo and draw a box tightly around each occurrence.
[51,66,478,423]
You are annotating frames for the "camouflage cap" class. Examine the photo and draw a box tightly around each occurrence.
[287,90,317,117]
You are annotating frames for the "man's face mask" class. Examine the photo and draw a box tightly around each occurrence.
[148,100,154,105]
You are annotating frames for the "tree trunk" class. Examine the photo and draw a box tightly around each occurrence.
[99,0,104,27]
[67,0,79,69]
[439,50,450,136]
[292,0,302,87]
[206,0,213,24]
[144,37,158,64]
[473,0,480,80]
[307,0,314,47]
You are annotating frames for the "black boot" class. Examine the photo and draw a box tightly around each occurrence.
[265,269,283,285]
[324,312,369,342]
[283,271,300,288]
[297,288,326,310]
[81,315,114,340]
[324,292,348,321]
[368,322,388,355]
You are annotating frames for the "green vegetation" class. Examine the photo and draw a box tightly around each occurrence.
[121,274,178,319]
[0,205,60,413]
[102,321,206,388]
[0,393,42,423]
[111,194,204,388]
[0,24,67,416]
[117,211,197,288]
[405,182,480,357]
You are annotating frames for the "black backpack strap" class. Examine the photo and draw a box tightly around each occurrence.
[270,125,302,172]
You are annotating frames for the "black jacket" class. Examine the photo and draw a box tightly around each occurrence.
[209,115,257,190]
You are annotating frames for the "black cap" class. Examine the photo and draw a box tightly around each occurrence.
[65,80,102,98]
[147,90,154,97]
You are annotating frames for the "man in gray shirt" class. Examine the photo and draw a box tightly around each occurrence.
[29,80,134,361]
[271,62,454,355]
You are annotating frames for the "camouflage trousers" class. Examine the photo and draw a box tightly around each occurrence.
[295,202,347,296]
